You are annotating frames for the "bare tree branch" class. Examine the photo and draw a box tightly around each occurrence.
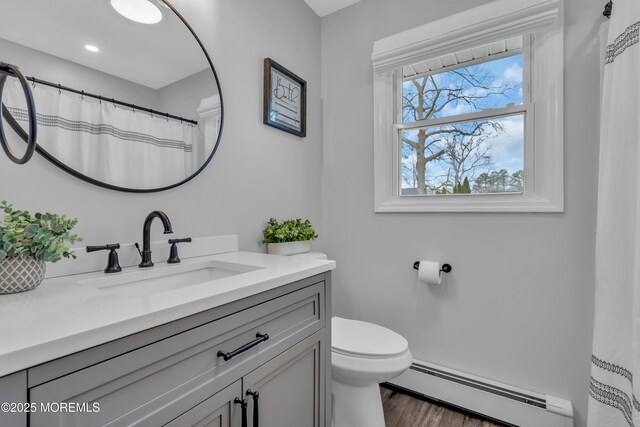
[401,61,515,194]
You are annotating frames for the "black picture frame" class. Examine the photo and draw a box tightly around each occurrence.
[263,58,307,138]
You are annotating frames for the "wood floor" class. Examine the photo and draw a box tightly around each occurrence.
[381,386,506,427]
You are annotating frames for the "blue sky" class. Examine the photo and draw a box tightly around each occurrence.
[402,54,523,119]
[401,54,524,193]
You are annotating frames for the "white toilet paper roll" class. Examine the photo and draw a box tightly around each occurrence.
[418,261,442,285]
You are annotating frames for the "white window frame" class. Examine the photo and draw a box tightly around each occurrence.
[372,0,564,212]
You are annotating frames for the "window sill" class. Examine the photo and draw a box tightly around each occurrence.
[374,193,563,213]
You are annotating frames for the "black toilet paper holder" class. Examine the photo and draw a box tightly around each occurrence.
[413,262,452,273]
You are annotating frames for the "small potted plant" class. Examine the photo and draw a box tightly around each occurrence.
[262,218,318,256]
[0,201,82,294]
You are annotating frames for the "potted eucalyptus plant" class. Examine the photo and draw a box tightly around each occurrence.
[262,218,318,256]
[0,201,82,294]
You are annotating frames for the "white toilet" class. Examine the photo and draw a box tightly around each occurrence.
[289,252,413,427]
[331,317,412,427]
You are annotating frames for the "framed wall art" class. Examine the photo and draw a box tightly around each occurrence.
[263,58,306,137]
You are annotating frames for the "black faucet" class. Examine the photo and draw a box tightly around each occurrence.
[138,211,173,268]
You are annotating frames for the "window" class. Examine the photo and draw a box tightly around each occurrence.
[400,39,528,196]
[372,0,563,212]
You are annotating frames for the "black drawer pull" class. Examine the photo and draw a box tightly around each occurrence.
[246,389,259,427]
[234,398,248,427]
[217,333,269,361]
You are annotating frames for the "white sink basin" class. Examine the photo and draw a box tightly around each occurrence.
[79,260,263,298]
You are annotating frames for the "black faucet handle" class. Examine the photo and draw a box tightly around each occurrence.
[86,243,120,252]
[167,237,192,264]
[168,237,192,244]
[86,244,122,273]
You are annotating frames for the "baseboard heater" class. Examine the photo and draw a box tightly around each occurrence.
[388,360,574,427]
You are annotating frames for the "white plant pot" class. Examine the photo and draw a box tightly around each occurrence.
[0,257,46,294]
[267,240,311,256]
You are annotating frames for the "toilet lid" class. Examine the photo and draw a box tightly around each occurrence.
[332,317,409,358]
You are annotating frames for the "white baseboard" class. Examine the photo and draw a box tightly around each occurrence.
[389,360,573,427]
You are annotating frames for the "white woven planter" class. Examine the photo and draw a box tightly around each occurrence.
[0,257,46,294]
[267,240,311,256]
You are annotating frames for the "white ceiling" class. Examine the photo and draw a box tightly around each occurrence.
[304,0,362,17]
[0,0,210,89]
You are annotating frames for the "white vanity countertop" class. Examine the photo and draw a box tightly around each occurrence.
[0,251,335,378]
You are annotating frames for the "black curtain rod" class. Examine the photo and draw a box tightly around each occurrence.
[25,76,198,126]
[603,1,613,19]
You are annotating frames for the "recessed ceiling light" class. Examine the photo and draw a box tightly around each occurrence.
[110,0,163,25]
[85,44,100,53]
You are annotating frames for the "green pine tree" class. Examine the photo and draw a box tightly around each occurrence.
[462,177,471,193]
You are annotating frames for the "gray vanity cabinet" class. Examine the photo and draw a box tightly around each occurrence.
[164,380,242,427]
[243,331,325,427]
[18,273,332,427]
[166,332,325,427]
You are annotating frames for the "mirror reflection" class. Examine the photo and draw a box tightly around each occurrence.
[0,0,222,191]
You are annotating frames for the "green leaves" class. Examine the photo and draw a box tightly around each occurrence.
[0,200,82,264]
[24,224,40,234]
[261,218,318,244]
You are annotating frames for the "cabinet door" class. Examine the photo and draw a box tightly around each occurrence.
[243,331,325,427]
[164,380,242,427]
[0,372,27,427]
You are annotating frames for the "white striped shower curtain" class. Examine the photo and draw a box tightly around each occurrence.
[3,79,197,189]
[589,1,640,426]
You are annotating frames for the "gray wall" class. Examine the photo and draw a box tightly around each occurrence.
[320,0,600,426]
[0,38,158,108]
[0,0,322,253]
[156,68,217,123]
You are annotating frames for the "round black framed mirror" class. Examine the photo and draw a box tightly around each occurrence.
[0,0,223,192]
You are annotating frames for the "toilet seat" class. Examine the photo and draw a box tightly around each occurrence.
[332,317,408,359]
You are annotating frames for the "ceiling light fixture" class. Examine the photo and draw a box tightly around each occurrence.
[110,0,163,25]
[85,44,100,53]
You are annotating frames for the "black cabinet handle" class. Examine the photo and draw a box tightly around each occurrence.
[234,398,248,427]
[217,333,269,361]
[0,63,37,165]
[246,389,259,427]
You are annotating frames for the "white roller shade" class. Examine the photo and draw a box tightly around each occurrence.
[372,0,561,73]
